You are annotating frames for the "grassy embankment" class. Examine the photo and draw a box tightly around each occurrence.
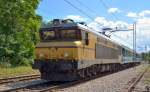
[146,65,150,82]
[0,66,39,78]
[144,64,150,84]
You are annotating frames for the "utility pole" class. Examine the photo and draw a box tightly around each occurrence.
[145,45,147,52]
[132,22,137,63]
[133,23,135,62]
[135,22,137,62]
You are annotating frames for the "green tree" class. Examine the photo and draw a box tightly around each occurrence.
[0,0,42,66]
[142,52,150,63]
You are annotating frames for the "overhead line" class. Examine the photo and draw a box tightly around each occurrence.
[63,0,105,27]
[98,0,120,21]
[98,0,134,46]
[112,34,133,46]
[76,0,100,16]
[63,0,94,20]
[63,0,132,46]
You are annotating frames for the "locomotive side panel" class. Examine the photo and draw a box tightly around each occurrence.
[95,44,118,59]
[77,31,97,69]
[81,31,96,60]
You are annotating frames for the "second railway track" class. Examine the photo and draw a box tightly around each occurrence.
[0,74,40,85]
[126,66,148,92]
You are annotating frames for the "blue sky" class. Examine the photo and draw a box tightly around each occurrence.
[36,0,150,52]
[37,0,150,23]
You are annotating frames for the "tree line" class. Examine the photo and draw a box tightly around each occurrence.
[142,52,150,63]
[0,0,41,67]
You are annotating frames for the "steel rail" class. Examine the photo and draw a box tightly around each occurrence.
[0,74,40,85]
[127,67,148,92]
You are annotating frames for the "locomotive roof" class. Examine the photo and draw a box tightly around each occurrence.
[41,22,134,53]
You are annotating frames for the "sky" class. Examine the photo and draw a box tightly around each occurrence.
[36,0,150,53]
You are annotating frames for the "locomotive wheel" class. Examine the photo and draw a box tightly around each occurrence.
[84,68,90,77]
[87,68,92,77]
[78,69,85,78]
[91,66,97,75]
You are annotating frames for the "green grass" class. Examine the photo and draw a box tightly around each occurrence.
[144,65,150,84]
[0,66,39,78]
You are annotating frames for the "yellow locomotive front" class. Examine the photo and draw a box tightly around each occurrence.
[32,19,85,81]
[35,29,82,60]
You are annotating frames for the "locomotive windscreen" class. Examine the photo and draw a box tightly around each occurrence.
[40,29,81,41]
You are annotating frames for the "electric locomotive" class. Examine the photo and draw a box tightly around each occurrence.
[32,19,140,81]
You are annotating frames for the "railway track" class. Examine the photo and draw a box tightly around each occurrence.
[37,68,124,92]
[126,67,148,92]
[36,65,145,92]
[0,74,40,85]
[0,67,117,92]
[0,80,50,92]
[0,65,143,92]
[38,65,147,92]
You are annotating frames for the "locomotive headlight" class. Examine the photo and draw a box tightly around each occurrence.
[64,52,69,57]
[39,53,44,58]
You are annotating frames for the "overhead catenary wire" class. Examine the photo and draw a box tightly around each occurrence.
[98,0,130,43]
[98,0,120,21]
[64,0,119,28]
[98,0,136,47]
[75,0,100,16]
[63,0,133,47]
[75,0,123,31]
[112,34,133,46]
[76,0,119,23]
[63,0,105,28]
[75,0,123,32]
[63,0,94,21]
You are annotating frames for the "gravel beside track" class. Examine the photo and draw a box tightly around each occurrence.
[54,65,146,92]
[132,74,148,92]
[132,65,150,92]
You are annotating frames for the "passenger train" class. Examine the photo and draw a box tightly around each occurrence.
[32,19,141,81]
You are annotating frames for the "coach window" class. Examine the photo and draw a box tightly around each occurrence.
[85,32,89,45]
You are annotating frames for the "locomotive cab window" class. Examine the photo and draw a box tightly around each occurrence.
[41,31,55,41]
[61,30,81,40]
[40,29,81,41]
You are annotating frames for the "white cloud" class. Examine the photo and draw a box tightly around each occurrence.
[88,17,128,30]
[139,10,150,17]
[108,8,121,13]
[88,15,150,52]
[127,10,150,18]
[136,17,150,40]
[127,12,137,18]
[113,17,150,52]
[65,15,87,21]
